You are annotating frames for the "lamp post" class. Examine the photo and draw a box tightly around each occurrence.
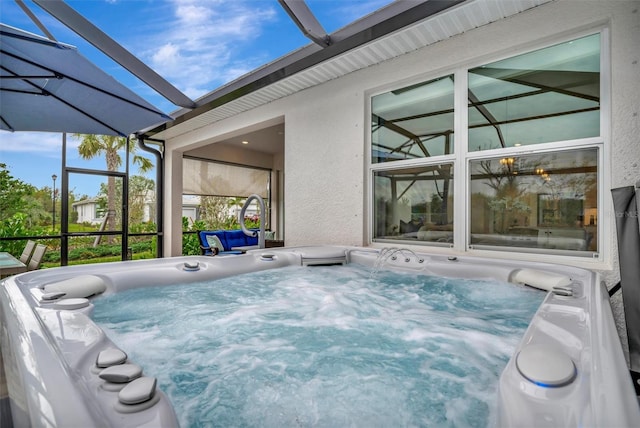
[52,174,57,231]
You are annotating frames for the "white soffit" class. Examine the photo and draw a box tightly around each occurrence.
[154,0,553,141]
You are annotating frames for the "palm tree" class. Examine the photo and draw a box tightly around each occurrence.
[227,196,246,219]
[73,134,153,241]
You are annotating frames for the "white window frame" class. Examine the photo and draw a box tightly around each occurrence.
[366,26,610,268]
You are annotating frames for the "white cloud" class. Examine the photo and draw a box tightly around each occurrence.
[0,132,68,155]
[137,0,278,101]
[174,2,213,24]
[151,43,183,72]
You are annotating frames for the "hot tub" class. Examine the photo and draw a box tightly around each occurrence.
[1,246,638,427]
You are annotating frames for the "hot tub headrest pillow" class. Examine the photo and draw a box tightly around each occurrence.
[44,274,107,299]
[510,269,571,291]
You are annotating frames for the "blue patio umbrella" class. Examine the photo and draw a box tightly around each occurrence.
[0,23,170,137]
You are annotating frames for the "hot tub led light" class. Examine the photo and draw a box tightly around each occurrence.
[516,344,577,388]
[529,374,578,388]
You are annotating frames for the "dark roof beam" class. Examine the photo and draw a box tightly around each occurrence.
[278,0,331,47]
[374,113,432,157]
[32,0,196,109]
[468,89,506,148]
[14,0,57,41]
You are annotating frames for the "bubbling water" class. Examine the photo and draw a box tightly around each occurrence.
[92,264,544,428]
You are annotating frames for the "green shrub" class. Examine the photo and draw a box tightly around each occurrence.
[0,213,47,256]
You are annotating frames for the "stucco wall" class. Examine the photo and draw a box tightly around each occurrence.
[283,84,366,246]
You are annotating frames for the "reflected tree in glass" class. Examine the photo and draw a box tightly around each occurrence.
[470,149,598,252]
[476,157,532,233]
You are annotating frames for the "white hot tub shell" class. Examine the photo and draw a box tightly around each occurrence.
[0,246,638,427]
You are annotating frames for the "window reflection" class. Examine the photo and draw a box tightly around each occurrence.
[369,32,603,256]
[374,164,453,244]
[468,33,600,151]
[371,75,455,163]
[470,148,598,253]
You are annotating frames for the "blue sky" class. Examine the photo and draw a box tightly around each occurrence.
[0,0,390,197]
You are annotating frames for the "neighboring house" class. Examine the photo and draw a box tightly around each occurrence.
[181,195,260,226]
[72,195,254,226]
[71,198,102,225]
[72,195,185,225]
[181,195,200,224]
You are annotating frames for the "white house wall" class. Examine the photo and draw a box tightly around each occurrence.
[285,85,368,246]
[164,0,639,267]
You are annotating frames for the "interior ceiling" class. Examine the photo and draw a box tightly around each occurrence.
[214,123,284,155]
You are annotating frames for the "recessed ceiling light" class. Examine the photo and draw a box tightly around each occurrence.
[242,140,249,145]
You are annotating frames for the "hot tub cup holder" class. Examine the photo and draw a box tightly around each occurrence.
[260,253,276,261]
[183,261,200,271]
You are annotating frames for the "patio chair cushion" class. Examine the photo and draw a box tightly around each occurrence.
[19,240,37,264]
[198,229,259,254]
[225,229,254,249]
[205,234,225,251]
[27,244,47,271]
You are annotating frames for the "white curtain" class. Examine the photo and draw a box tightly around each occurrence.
[183,158,269,197]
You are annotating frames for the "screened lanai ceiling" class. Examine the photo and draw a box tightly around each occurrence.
[2,0,554,141]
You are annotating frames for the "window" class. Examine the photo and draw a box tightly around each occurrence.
[469,148,598,254]
[371,75,455,163]
[370,32,603,258]
[468,33,600,151]
[373,164,453,244]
